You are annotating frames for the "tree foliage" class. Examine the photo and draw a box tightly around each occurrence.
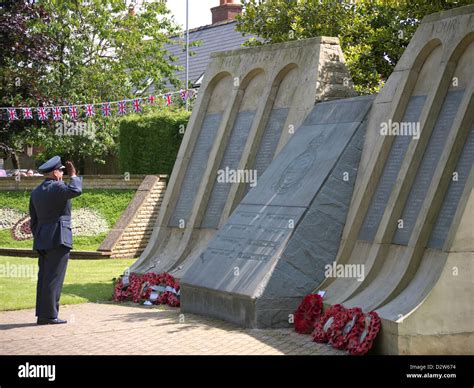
[236,0,472,94]
[1,0,184,170]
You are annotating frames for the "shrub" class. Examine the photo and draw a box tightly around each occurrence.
[119,109,191,175]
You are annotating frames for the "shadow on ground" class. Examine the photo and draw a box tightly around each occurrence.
[104,301,342,355]
[0,322,39,331]
[61,282,115,303]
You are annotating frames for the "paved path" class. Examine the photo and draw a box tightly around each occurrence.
[0,302,344,355]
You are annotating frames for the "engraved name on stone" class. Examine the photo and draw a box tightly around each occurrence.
[393,90,463,245]
[201,110,256,229]
[359,95,426,242]
[247,108,289,193]
[169,112,222,227]
[428,124,473,249]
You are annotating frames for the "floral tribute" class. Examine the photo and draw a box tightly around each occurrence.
[0,208,27,230]
[312,304,346,343]
[346,311,381,355]
[294,294,323,334]
[113,272,180,308]
[329,307,364,350]
[3,207,108,241]
[11,215,32,241]
[294,294,382,355]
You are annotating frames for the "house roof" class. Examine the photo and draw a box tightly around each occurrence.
[147,20,252,92]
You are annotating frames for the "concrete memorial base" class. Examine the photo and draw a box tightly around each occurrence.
[181,96,374,328]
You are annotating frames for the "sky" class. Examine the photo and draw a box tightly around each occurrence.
[166,0,218,29]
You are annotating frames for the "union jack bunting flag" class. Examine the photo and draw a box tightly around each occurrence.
[53,106,62,121]
[102,102,111,117]
[179,89,188,101]
[132,99,141,112]
[69,105,78,120]
[23,107,33,119]
[117,100,127,115]
[148,95,155,105]
[37,107,48,121]
[7,108,18,120]
[165,93,172,106]
[85,104,95,117]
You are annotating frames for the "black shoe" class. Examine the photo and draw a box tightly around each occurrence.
[37,318,67,325]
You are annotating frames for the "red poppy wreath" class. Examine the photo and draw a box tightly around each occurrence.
[329,307,364,350]
[294,294,323,334]
[312,304,346,343]
[113,272,180,308]
[346,311,381,355]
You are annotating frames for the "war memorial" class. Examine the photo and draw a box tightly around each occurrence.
[130,5,473,355]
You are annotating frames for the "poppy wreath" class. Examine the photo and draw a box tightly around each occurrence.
[112,272,180,307]
[346,311,381,355]
[329,307,364,350]
[11,216,33,241]
[154,291,181,307]
[294,294,323,334]
[112,273,141,302]
[312,304,346,343]
[113,276,126,301]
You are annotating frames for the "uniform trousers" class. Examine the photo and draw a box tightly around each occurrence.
[35,245,70,319]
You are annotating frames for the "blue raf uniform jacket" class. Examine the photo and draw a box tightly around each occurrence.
[29,176,83,251]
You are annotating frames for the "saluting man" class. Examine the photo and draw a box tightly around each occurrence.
[29,156,82,325]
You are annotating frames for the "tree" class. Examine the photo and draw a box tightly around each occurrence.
[0,0,56,168]
[235,0,472,95]
[1,0,184,171]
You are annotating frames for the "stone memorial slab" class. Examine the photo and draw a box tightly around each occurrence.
[358,95,427,242]
[181,96,374,327]
[246,108,289,193]
[428,124,473,249]
[393,89,464,245]
[169,112,222,227]
[243,97,373,208]
[191,204,306,295]
[201,110,256,229]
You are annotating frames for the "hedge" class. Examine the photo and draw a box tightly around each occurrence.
[119,109,191,175]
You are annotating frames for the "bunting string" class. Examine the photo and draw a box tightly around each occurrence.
[1,89,196,121]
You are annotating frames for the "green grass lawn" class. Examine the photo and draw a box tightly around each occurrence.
[0,230,107,251]
[0,256,135,311]
[0,189,135,251]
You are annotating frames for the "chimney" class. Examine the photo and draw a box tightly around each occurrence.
[211,0,243,24]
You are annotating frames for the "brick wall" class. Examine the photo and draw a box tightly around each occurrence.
[98,175,167,258]
[0,175,152,191]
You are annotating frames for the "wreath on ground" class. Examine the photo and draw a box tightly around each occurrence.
[113,272,180,308]
[312,304,346,343]
[294,294,382,355]
[329,307,364,350]
[346,311,381,355]
[294,294,323,334]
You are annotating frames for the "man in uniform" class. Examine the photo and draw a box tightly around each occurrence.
[29,156,82,325]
